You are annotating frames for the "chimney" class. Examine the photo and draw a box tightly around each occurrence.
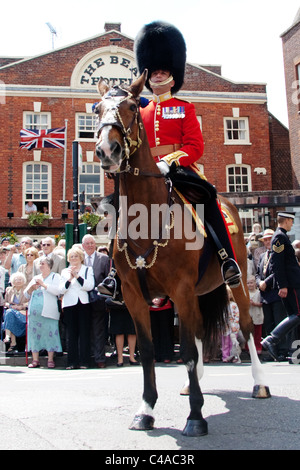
[104,23,121,32]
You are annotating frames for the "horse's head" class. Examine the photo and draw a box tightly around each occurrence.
[95,70,147,172]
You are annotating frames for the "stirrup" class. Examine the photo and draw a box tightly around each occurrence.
[221,258,241,288]
[98,271,117,297]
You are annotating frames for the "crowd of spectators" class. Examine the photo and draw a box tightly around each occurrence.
[0,234,139,369]
[1,221,299,368]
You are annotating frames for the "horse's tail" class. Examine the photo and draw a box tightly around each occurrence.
[198,284,229,357]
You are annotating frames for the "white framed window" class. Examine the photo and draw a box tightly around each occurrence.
[238,208,255,234]
[79,163,103,204]
[226,164,251,193]
[23,112,51,130]
[23,162,51,216]
[76,113,98,140]
[224,117,250,145]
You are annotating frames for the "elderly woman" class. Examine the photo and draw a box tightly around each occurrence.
[18,246,39,285]
[2,272,28,353]
[60,246,94,369]
[25,257,62,368]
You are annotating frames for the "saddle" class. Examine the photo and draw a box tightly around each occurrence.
[169,166,216,205]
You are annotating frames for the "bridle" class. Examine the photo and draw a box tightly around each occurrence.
[96,86,143,174]
[96,86,166,178]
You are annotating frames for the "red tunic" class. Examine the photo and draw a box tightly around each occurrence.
[140,92,204,169]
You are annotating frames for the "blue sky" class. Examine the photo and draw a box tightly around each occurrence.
[1,0,299,126]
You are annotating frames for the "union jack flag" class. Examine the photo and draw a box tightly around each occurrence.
[19,127,66,150]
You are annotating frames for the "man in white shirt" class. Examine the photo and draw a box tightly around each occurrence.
[25,201,37,214]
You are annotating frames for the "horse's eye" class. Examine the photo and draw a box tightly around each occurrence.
[130,104,137,112]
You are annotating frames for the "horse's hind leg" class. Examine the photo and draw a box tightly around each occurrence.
[234,281,271,399]
[179,321,208,436]
[247,333,271,398]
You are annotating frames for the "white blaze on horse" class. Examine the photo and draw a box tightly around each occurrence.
[95,71,271,437]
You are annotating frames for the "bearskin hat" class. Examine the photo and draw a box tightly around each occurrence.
[134,21,186,94]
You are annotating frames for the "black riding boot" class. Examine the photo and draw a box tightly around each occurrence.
[170,167,241,288]
[261,314,300,361]
[205,206,241,288]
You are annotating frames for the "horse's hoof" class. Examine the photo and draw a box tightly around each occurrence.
[252,385,271,399]
[182,418,208,437]
[129,414,154,431]
[180,385,190,395]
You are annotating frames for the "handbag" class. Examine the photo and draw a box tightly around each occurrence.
[85,267,100,303]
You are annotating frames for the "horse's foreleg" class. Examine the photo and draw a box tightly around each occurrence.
[247,333,271,399]
[180,326,207,436]
[128,318,158,431]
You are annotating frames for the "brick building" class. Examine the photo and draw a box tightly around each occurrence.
[281,8,300,189]
[0,22,293,240]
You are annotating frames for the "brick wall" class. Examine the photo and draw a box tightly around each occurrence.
[194,101,272,192]
[0,26,291,236]
[269,113,293,189]
[0,33,134,86]
[281,21,300,188]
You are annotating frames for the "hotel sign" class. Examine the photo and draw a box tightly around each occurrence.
[71,48,139,89]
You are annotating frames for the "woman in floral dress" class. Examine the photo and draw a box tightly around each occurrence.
[24,256,62,368]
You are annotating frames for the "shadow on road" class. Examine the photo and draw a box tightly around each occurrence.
[145,390,300,450]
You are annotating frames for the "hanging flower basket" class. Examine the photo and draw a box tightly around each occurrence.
[27,212,50,227]
[79,212,103,230]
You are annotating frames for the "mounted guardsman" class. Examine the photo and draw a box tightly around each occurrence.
[94,39,270,435]
[99,21,241,296]
[261,211,300,361]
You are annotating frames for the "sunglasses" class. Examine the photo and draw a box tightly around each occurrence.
[42,243,51,247]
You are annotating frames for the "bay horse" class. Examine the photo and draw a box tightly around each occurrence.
[95,70,271,437]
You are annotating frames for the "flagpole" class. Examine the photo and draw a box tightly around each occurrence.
[63,119,68,201]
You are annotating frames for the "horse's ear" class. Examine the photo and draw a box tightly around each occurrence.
[130,69,148,98]
[97,78,110,97]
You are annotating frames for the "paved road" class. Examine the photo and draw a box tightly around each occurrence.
[0,360,299,451]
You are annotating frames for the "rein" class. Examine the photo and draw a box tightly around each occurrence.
[97,85,174,304]
[97,86,166,178]
[116,177,174,305]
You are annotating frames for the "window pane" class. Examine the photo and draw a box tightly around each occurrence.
[79,163,101,203]
[224,118,249,143]
[24,163,49,208]
[227,165,250,192]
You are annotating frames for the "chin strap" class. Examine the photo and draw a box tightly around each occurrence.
[149,75,174,88]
